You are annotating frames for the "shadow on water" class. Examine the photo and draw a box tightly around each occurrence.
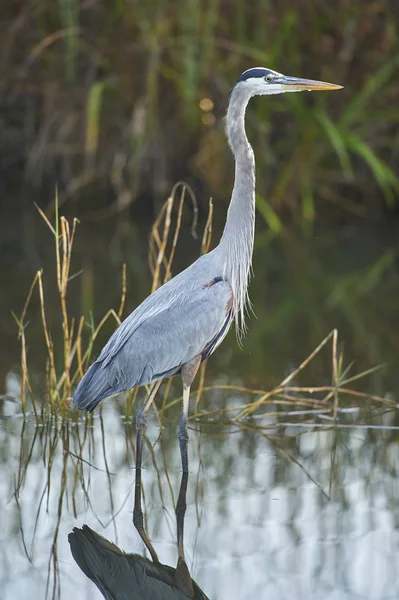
[1,387,399,599]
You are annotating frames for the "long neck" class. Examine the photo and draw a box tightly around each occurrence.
[219,87,255,334]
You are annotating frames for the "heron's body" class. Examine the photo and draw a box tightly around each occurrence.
[73,249,234,411]
[73,66,341,473]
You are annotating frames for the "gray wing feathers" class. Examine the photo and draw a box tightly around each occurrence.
[124,280,231,381]
[73,275,231,411]
[72,360,120,411]
[97,255,211,366]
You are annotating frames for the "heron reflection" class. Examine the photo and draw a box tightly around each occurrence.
[69,472,209,599]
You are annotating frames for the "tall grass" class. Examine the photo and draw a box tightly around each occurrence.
[14,184,394,423]
[14,184,206,417]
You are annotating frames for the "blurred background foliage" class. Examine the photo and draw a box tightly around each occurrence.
[1,0,399,401]
[1,0,399,220]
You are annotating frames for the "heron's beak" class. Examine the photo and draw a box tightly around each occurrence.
[277,76,343,92]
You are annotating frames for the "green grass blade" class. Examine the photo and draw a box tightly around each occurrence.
[316,109,353,176]
[85,82,106,166]
[340,364,385,386]
[341,57,399,126]
[255,195,282,233]
[345,133,399,205]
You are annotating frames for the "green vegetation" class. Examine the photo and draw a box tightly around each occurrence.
[10,190,396,597]
[1,1,398,221]
[3,1,398,425]
[2,9,398,597]
[14,190,395,427]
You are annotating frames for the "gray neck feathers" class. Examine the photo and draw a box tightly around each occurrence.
[218,86,255,335]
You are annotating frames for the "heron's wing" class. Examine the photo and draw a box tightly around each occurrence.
[119,278,232,382]
[98,259,209,367]
[73,277,232,410]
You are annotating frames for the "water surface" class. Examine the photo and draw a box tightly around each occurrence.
[1,393,398,599]
[1,206,398,599]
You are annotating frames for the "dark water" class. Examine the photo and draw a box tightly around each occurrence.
[1,207,399,599]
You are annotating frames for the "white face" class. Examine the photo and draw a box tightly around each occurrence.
[235,66,342,97]
[240,67,287,97]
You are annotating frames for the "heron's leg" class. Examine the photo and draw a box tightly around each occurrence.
[179,356,201,474]
[173,471,194,597]
[135,379,162,472]
[133,380,162,562]
[132,469,159,563]
[178,385,191,474]
[175,471,188,561]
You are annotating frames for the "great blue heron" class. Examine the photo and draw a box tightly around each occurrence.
[69,473,208,599]
[73,67,342,473]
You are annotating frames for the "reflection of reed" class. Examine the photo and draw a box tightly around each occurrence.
[3,398,399,598]
[6,296,399,599]
[13,415,115,599]
[69,471,209,599]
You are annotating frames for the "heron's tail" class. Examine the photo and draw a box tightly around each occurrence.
[72,360,117,412]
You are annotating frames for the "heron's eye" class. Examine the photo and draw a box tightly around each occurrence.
[264,75,273,82]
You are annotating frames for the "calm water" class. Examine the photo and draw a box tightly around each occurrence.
[1,394,399,599]
[1,209,399,599]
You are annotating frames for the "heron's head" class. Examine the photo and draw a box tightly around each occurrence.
[232,67,342,97]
